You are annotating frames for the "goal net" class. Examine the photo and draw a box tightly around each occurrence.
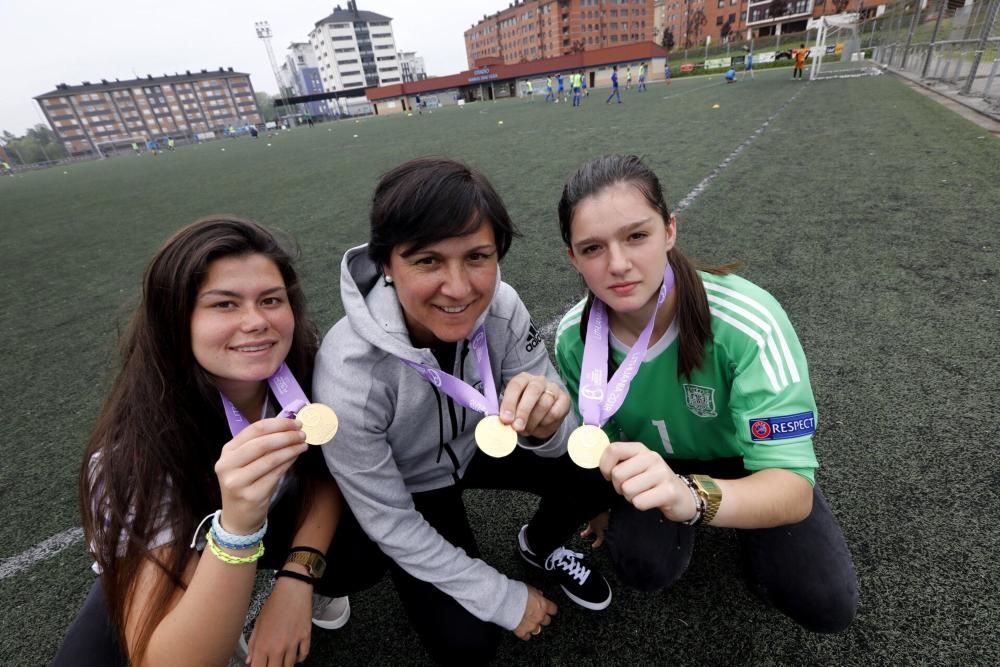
[808,13,880,80]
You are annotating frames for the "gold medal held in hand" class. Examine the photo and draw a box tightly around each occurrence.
[567,425,611,469]
[475,415,518,458]
[297,403,339,445]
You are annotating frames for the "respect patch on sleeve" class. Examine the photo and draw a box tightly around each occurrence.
[749,411,816,441]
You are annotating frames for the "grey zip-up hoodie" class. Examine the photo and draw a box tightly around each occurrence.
[314,245,575,630]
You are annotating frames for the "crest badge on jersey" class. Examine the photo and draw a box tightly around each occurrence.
[683,384,717,417]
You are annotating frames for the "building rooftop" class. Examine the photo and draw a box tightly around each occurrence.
[35,68,249,98]
[314,2,391,27]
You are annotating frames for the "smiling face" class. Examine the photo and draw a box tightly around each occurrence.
[384,222,498,347]
[190,253,294,399]
[567,182,676,317]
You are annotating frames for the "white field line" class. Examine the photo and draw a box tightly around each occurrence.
[674,86,805,214]
[3,88,802,582]
[0,527,84,580]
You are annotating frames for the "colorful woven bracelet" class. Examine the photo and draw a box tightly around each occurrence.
[206,531,264,565]
[211,510,267,549]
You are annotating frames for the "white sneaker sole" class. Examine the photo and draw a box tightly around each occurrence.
[561,584,612,611]
[312,597,351,630]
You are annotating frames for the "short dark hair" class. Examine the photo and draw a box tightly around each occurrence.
[368,157,519,266]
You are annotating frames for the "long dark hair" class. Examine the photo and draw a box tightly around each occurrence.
[558,155,737,378]
[367,156,520,267]
[79,217,320,663]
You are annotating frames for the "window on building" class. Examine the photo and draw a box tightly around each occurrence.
[716,15,723,24]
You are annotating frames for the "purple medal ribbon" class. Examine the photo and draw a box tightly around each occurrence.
[578,263,675,427]
[400,324,498,416]
[219,362,309,436]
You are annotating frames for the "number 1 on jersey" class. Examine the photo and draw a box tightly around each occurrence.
[652,419,674,454]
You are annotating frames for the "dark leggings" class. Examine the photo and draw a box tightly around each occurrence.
[604,458,858,633]
[340,446,612,665]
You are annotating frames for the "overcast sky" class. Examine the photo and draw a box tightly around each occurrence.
[0,0,505,135]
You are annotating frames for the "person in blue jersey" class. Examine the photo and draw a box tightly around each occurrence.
[664,62,672,86]
[605,66,622,104]
[556,72,566,103]
[725,67,736,83]
[742,46,755,80]
[553,155,858,634]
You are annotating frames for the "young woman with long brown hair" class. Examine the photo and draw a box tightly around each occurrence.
[55,217,352,666]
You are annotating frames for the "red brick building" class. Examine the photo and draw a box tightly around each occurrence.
[660,0,887,49]
[465,0,656,67]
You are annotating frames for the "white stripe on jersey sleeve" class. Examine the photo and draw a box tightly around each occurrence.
[704,282,800,383]
[709,307,782,393]
[707,293,789,387]
[555,300,586,340]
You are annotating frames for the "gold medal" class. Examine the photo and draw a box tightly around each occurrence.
[474,415,518,458]
[297,403,339,445]
[567,425,611,469]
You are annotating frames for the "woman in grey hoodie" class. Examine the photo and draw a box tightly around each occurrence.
[314,157,613,664]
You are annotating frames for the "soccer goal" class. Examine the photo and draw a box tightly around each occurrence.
[808,13,881,80]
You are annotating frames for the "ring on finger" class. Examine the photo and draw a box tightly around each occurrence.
[531,627,542,636]
[542,389,557,399]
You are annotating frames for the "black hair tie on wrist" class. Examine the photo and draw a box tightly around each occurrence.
[275,569,317,585]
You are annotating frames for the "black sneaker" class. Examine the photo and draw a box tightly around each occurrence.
[517,524,612,611]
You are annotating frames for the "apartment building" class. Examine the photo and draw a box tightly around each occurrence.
[281,42,332,117]
[398,50,428,82]
[464,0,656,67]
[309,1,402,93]
[34,68,261,156]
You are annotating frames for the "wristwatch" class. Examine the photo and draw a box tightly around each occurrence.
[285,549,327,579]
[688,475,723,525]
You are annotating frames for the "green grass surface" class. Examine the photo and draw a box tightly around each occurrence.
[1,69,998,664]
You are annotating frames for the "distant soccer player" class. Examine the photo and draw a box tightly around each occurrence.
[725,67,736,83]
[131,141,140,155]
[571,71,583,107]
[742,46,755,81]
[557,72,566,103]
[526,80,534,100]
[793,44,808,79]
[606,66,622,104]
[625,65,633,90]
[545,76,555,102]
[637,63,647,91]
[664,62,672,85]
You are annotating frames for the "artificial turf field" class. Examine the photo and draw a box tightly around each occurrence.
[1,66,998,665]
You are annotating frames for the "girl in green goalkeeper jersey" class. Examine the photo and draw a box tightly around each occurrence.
[554,155,858,633]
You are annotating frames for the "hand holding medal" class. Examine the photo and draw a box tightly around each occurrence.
[569,263,675,469]
[221,363,339,445]
[401,325,518,458]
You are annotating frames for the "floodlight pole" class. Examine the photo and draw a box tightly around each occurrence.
[255,21,291,125]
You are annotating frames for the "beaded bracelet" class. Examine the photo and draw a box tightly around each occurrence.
[211,510,267,550]
[206,531,265,565]
[679,475,706,526]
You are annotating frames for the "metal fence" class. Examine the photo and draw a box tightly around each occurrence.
[868,0,1000,108]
